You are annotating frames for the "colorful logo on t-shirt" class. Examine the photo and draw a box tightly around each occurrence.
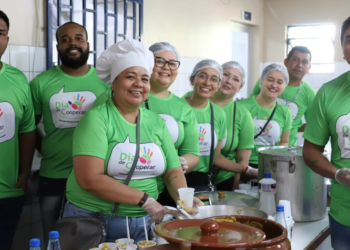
[253,116,281,146]
[139,147,153,165]
[199,126,207,141]
[107,136,166,180]
[197,123,218,156]
[0,102,15,143]
[68,94,85,110]
[277,98,298,120]
[336,112,350,158]
[261,123,273,134]
[49,87,97,129]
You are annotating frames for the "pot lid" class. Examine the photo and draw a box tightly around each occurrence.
[155,219,265,248]
[258,146,302,157]
[258,146,328,157]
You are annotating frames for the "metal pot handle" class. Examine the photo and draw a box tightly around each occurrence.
[270,156,296,173]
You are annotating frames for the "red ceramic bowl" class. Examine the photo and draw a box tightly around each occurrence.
[209,215,291,250]
[155,218,265,249]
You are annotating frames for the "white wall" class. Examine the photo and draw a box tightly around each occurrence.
[262,0,350,92]
[144,0,265,91]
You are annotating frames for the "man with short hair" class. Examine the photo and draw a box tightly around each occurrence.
[30,21,109,245]
[303,16,350,249]
[250,46,316,146]
[0,10,36,250]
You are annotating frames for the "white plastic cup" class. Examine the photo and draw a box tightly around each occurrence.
[118,243,137,250]
[178,188,194,208]
[99,242,118,250]
[125,244,138,250]
[137,240,157,249]
[239,183,252,191]
[115,239,134,245]
[278,200,292,219]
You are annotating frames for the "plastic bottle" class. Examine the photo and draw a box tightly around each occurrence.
[47,231,61,250]
[29,238,41,250]
[278,200,294,241]
[258,173,277,216]
[275,205,288,233]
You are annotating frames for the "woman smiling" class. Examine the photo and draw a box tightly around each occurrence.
[240,64,292,170]
[210,61,254,190]
[182,60,256,191]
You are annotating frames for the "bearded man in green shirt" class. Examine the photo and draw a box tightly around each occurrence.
[250,46,315,146]
[0,10,36,250]
[30,22,109,246]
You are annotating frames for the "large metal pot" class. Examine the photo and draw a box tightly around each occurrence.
[258,146,327,222]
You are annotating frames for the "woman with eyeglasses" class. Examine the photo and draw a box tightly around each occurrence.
[209,61,255,191]
[182,60,257,191]
[146,42,199,206]
[240,64,292,172]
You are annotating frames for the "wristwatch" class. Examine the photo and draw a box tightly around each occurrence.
[138,192,149,207]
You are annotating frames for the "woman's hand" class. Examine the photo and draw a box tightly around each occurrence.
[142,198,178,223]
[191,197,204,214]
[177,197,204,215]
[245,166,258,177]
[178,156,189,173]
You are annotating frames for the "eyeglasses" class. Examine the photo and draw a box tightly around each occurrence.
[155,57,180,70]
[195,72,221,84]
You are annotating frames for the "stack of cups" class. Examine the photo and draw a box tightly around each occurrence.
[278,200,294,241]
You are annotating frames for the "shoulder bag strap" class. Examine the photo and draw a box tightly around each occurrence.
[111,111,140,214]
[208,103,215,191]
[144,100,149,110]
[224,101,237,158]
[254,103,278,139]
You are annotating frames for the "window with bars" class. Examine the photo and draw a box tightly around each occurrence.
[46,0,143,69]
[286,25,335,74]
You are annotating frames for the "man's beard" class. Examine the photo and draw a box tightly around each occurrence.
[59,46,90,69]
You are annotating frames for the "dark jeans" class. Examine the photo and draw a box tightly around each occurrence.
[39,176,67,246]
[63,201,152,243]
[185,172,216,192]
[216,176,235,191]
[329,214,350,250]
[0,195,24,250]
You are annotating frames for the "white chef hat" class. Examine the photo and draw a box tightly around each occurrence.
[96,38,155,84]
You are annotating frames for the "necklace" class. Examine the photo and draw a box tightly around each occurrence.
[281,83,302,106]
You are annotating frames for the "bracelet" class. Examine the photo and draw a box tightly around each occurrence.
[241,165,248,174]
[138,192,149,207]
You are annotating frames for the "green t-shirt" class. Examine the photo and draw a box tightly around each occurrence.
[250,79,315,145]
[0,63,36,198]
[303,71,350,227]
[66,99,180,216]
[181,93,226,173]
[30,66,109,178]
[143,93,199,193]
[215,101,255,184]
[240,96,292,165]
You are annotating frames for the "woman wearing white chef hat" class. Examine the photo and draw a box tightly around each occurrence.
[62,39,200,243]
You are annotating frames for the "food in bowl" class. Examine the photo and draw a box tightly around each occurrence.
[137,240,156,249]
[211,216,264,230]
